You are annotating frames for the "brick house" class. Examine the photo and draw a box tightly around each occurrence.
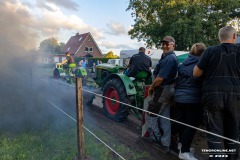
[62,32,103,58]
[39,32,103,64]
[39,54,66,64]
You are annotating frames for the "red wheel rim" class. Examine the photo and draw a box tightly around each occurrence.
[105,87,120,115]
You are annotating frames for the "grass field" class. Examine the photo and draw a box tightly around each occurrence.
[0,67,150,160]
[0,118,149,160]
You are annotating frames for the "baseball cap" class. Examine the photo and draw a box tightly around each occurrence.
[160,36,175,44]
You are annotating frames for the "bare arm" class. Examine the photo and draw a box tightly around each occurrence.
[148,77,164,96]
[59,59,68,65]
[193,65,203,78]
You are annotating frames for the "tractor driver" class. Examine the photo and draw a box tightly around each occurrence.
[58,52,76,68]
[127,47,152,78]
[58,52,76,75]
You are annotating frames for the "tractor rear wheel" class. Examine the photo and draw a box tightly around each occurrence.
[102,78,130,122]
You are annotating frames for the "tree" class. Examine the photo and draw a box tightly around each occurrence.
[39,37,60,54]
[104,51,119,58]
[127,0,240,50]
[55,42,66,54]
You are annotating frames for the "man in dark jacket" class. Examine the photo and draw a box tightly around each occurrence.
[193,26,240,160]
[127,47,152,77]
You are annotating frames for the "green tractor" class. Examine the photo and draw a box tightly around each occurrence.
[94,63,151,122]
[53,63,88,85]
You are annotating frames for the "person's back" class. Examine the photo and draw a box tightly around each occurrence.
[81,60,86,69]
[174,43,206,160]
[174,54,202,103]
[128,47,152,77]
[199,43,240,91]
[193,26,240,159]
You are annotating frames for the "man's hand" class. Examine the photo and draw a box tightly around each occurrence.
[148,86,154,96]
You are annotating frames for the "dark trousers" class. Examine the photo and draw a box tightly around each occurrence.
[202,93,240,160]
[175,102,202,153]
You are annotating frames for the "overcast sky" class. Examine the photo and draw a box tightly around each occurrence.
[0,0,144,55]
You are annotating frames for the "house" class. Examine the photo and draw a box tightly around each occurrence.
[39,32,103,64]
[39,53,66,64]
[62,32,103,58]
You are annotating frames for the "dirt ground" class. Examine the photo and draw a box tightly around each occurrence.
[43,77,209,160]
[91,96,209,160]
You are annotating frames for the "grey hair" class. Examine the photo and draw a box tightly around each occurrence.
[218,26,236,42]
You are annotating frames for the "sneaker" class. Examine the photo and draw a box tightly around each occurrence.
[178,142,182,150]
[179,152,198,160]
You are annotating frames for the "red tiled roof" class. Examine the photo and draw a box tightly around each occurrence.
[62,32,103,58]
[62,33,89,54]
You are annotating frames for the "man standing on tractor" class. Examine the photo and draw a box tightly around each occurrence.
[147,36,179,151]
[59,52,76,67]
[58,52,76,76]
[126,47,152,78]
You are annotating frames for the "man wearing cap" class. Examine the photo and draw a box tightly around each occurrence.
[147,36,179,151]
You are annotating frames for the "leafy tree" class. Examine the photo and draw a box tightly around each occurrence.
[127,0,240,50]
[55,42,66,54]
[104,51,119,58]
[39,37,60,54]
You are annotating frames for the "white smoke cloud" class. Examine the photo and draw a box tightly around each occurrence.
[0,0,104,51]
[105,22,126,35]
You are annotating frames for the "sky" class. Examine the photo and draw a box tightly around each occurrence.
[0,0,144,55]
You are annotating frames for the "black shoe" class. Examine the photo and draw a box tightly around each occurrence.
[153,142,170,153]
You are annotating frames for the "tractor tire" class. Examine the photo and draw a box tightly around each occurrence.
[102,78,130,122]
[53,68,60,78]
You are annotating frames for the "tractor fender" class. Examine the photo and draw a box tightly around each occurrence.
[105,74,136,96]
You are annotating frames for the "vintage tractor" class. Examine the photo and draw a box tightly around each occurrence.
[94,63,151,122]
[53,63,88,85]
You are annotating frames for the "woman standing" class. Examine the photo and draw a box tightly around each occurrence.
[174,43,206,160]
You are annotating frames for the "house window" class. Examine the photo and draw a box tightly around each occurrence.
[67,47,70,51]
[88,39,91,42]
[43,57,48,63]
[62,57,66,62]
[54,57,59,63]
[79,37,82,41]
[85,47,89,52]
[89,47,93,52]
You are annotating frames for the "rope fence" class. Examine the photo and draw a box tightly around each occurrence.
[47,99,126,160]
[46,76,240,159]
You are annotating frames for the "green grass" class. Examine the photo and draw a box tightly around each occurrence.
[0,123,149,160]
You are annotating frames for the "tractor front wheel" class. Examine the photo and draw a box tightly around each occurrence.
[102,78,130,122]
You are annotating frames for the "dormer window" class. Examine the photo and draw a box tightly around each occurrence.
[79,37,82,41]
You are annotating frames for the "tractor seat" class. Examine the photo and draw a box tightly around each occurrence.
[134,71,148,80]
[68,63,77,68]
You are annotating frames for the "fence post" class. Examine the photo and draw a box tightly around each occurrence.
[76,78,85,160]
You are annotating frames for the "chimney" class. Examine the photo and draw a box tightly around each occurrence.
[76,33,80,36]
